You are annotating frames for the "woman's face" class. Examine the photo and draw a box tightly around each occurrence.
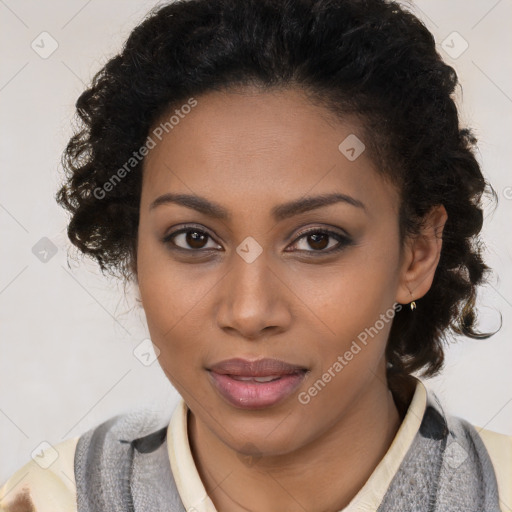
[136,87,409,456]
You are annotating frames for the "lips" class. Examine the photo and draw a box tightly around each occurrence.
[209,357,307,377]
[207,358,308,409]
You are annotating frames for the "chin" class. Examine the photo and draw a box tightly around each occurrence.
[217,410,307,453]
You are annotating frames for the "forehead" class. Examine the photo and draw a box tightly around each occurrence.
[141,87,399,219]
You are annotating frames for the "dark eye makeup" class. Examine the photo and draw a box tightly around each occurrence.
[161,224,354,256]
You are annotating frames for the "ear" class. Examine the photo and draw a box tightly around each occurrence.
[395,205,448,305]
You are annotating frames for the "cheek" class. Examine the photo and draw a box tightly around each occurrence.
[137,232,203,328]
[136,237,218,378]
[293,243,400,338]
[292,258,399,428]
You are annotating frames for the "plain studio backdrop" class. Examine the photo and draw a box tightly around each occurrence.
[0,0,511,484]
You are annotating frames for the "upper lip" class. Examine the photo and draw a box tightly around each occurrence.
[208,358,307,377]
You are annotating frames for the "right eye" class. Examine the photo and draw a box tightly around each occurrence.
[162,226,222,252]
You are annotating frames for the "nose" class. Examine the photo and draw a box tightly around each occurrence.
[215,250,292,341]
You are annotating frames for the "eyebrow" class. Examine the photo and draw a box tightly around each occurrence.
[149,192,366,221]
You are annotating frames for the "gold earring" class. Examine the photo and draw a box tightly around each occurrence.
[410,300,417,311]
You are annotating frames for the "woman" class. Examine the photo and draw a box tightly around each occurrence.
[1,0,510,510]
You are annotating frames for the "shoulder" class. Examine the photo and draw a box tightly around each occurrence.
[0,436,79,512]
[0,408,172,512]
[475,426,512,512]
[419,382,511,511]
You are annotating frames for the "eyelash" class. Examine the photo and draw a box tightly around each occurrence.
[161,225,353,256]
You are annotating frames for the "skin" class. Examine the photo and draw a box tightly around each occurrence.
[135,86,447,512]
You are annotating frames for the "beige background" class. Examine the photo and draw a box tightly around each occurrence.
[1,0,511,483]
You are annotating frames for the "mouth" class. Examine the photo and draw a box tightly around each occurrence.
[207,358,308,409]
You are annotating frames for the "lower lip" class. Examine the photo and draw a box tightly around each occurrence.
[208,371,307,409]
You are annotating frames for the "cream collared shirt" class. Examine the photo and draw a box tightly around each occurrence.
[1,379,511,511]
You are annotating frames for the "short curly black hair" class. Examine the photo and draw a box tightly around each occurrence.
[56,0,496,379]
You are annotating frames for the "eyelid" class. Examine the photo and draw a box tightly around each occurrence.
[292,225,351,241]
[161,224,222,249]
[287,226,352,253]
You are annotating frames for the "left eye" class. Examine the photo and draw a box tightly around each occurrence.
[288,229,351,253]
